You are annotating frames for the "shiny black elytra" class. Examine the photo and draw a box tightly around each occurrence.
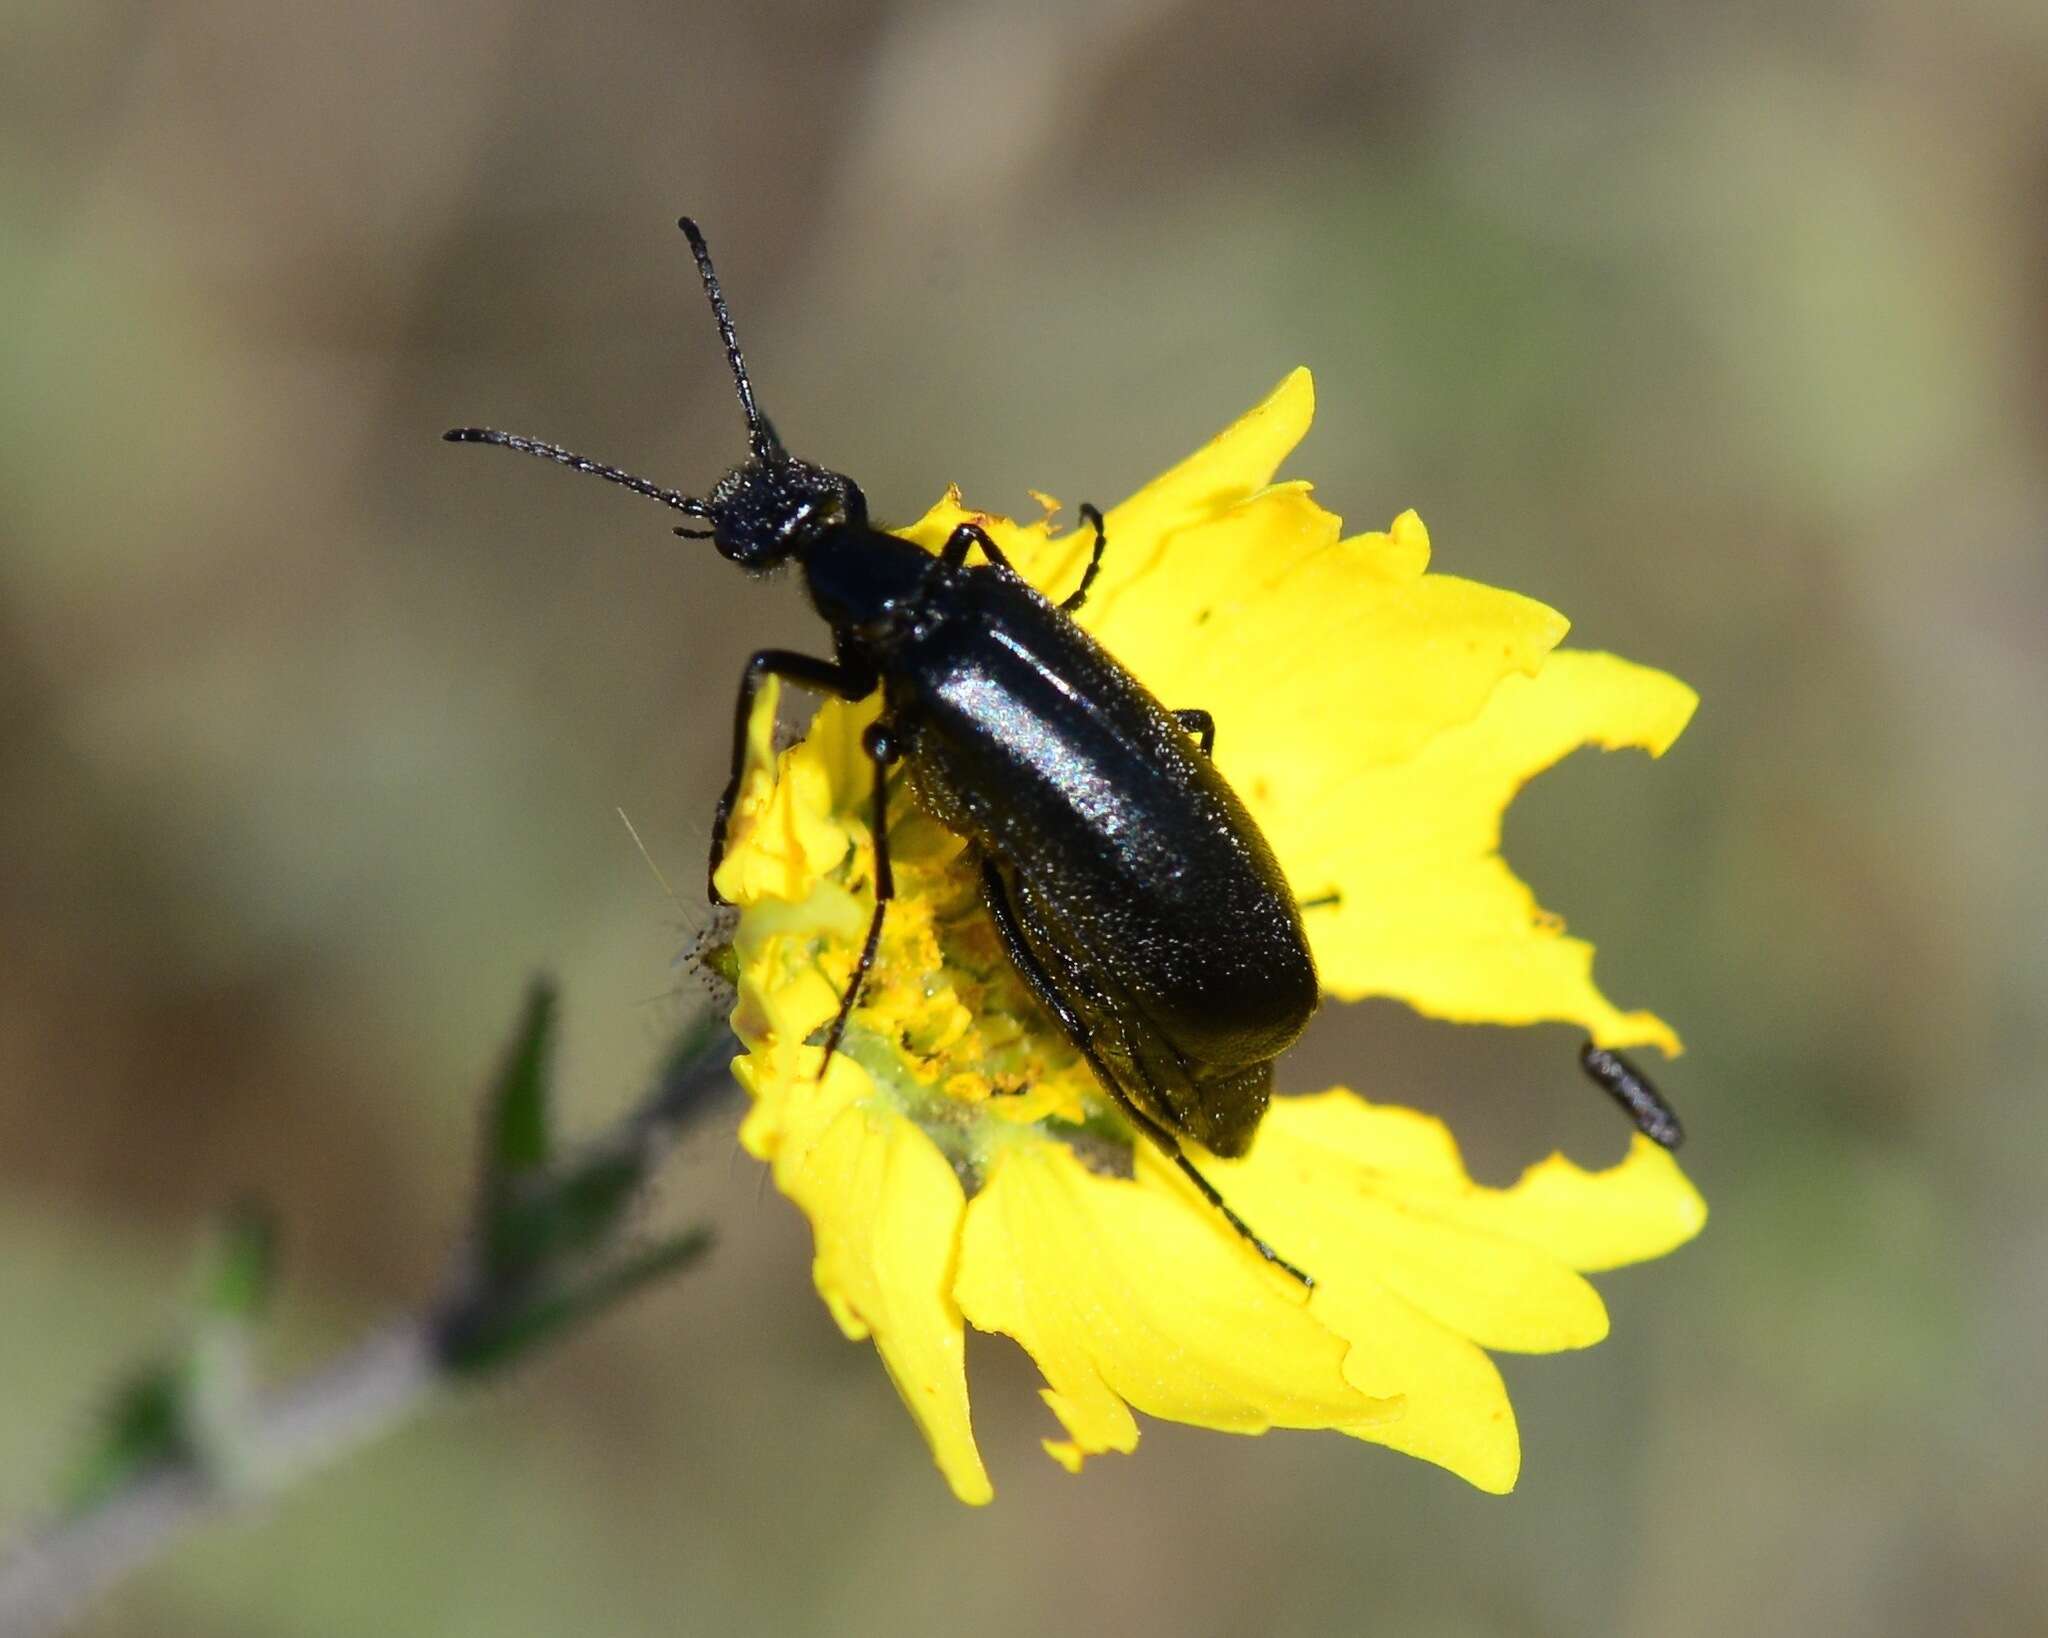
[446,218,1684,1289]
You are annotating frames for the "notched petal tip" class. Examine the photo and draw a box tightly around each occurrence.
[956,1142,1385,1477]
[1298,644,1698,1050]
[1500,1135,1708,1272]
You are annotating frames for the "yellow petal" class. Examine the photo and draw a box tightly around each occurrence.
[1070,367,1319,619]
[1289,648,1699,1051]
[741,1054,993,1506]
[891,487,1059,566]
[893,370,1321,629]
[1220,1097,1612,1356]
[1315,1277,1523,1494]
[1134,1127,1522,1491]
[887,382,1692,1053]
[953,1138,1394,1471]
[1164,1098,1524,1491]
[714,369,1705,1505]
[1246,1090,1705,1272]
[1203,1089,1702,1490]
[1080,502,1570,774]
[1447,1135,1709,1273]
[724,876,869,1098]
[710,678,853,906]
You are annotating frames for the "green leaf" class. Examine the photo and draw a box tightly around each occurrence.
[183,1203,275,1484]
[643,1007,739,1128]
[438,1226,713,1376]
[488,1148,644,1276]
[61,1363,187,1514]
[199,1199,277,1323]
[488,978,558,1179]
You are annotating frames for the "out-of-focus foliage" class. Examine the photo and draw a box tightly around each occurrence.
[3,1,2043,1633]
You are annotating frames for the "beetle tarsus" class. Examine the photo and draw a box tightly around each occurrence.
[1147,1139,1314,1287]
[1059,504,1108,613]
[817,905,886,1077]
[816,724,904,1082]
[1579,1041,1685,1149]
[1174,709,1217,757]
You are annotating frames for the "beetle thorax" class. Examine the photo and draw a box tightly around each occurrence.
[800,526,944,649]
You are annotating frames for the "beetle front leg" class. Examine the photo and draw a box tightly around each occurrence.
[708,648,877,904]
[1174,709,1216,757]
[815,721,902,1077]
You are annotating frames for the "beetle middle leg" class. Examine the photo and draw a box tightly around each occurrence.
[942,508,1109,616]
[976,860,1313,1288]
[939,521,1017,576]
[709,648,877,903]
[1173,709,1216,757]
[814,721,902,1078]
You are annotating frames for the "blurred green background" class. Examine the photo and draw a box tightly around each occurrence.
[4,1,2044,1633]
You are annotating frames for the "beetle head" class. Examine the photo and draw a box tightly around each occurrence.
[699,454,867,572]
[672,215,872,570]
[444,218,867,574]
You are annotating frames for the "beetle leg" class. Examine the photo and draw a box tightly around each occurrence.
[1580,1041,1685,1149]
[1173,709,1216,757]
[815,722,902,1079]
[938,521,1018,577]
[976,860,1313,1288]
[708,648,878,904]
[1056,503,1108,613]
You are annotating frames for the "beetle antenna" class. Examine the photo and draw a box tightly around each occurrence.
[442,428,710,519]
[678,217,777,462]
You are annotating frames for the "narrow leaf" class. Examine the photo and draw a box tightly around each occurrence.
[439,1226,713,1376]
[488,978,558,1179]
[61,1365,186,1514]
[200,1200,277,1323]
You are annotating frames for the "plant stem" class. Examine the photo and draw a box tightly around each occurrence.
[0,1001,735,1638]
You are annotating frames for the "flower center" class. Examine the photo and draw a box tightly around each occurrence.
[839,803,1136,1184]
[714,742,1137,1194]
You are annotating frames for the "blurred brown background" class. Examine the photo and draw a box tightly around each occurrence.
[4,1,2044,1633]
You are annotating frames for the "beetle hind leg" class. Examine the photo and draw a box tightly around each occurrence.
[976,860,1313,1288]
[1172,709,1216,757]
[939,520,1017,576]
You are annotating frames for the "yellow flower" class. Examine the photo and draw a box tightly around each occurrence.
[712,368,1706,1504]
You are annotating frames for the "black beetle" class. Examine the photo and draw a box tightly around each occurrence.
[446,219,1683,1287]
